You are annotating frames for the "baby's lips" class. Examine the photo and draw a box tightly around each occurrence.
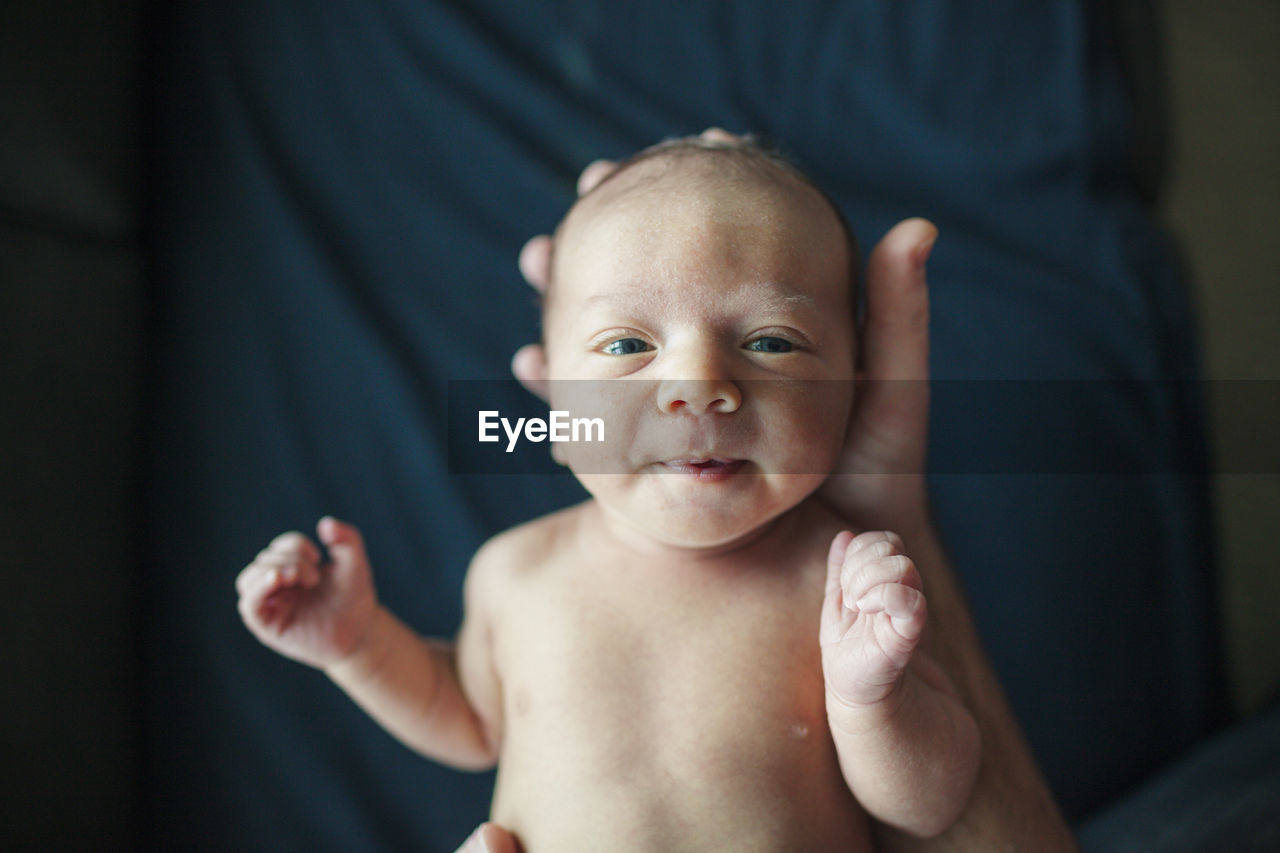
[662,454,732,466]
[659,457,747,476]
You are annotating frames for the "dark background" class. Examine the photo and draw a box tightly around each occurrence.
[2,0,1276,848]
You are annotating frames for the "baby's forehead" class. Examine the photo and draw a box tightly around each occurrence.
[543,143,858,322]
[567,149,817,229]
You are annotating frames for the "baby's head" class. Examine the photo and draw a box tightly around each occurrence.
[540,136,860,548]
[543,136,858,341]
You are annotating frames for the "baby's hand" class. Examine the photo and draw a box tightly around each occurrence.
[236,517,378,671]
[820,530,926,709]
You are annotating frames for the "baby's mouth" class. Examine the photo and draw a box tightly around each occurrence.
[660,458,746,479]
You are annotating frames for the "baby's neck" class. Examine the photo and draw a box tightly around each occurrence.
[582,498,821,565]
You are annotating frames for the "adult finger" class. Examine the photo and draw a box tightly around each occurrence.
[845,217,936,486]
[861,217,936,383]
[520,157,621,294]
[518,234,552,293]
[456,822,520,853]
[577,158,617,196]
[699,127,740,144]
[512,343,549,403]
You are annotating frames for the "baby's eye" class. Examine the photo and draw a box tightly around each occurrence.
[602,338,651,355]
[745,336,794,353]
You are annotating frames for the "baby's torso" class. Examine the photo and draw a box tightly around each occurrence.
[486,501,869,852]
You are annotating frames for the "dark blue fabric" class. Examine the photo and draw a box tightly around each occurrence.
[1077,699,1280,851]
[141,2,1225,849]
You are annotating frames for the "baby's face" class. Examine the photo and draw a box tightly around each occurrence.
[544,156,855,549]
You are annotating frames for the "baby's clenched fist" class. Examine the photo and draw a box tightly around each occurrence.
[236,517,378,671]
[820,530,927,709]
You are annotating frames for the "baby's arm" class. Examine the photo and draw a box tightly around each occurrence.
[236,517,498,770]
[821,530,980,838]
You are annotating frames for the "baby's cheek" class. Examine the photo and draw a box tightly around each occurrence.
[550,379,646,475]
[768,385,851,475]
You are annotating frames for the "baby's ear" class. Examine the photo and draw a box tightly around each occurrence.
[512,343,549,403]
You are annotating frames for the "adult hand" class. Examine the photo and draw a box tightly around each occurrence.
[511,129,939,535]
[822,215,936,535]
[455,822,520,853]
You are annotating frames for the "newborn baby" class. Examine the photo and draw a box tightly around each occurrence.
[237,136,979,851]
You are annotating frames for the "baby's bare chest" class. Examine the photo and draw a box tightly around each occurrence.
[488,555,867,850]
[503,565,838,784]
[504,558,824,725]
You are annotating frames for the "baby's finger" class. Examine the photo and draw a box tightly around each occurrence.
[840,534,906,597]
[245,564,282,605]
[856,582,927,641]
[235,562,260,597]
[256,572,303,630]
[244,550,309,588]
[236,558,280,599]
[243,559,303,609]
[237,566,280,626]
[845,530,903,556]
[841,552,921,610]
[266,531,320,563]
[293,554,322,590]
[248,548,291,571]
[826,531,855,587]
[822,531,857,626]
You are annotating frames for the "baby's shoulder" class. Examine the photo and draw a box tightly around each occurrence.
[464,501,588,600]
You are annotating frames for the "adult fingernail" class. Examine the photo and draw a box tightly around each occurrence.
[913,234,937,270]
[463,825,497,853]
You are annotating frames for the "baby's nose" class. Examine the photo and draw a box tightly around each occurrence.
[656,377,742,415]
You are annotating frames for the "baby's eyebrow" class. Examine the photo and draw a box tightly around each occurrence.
[762,290,817,309]
[579,290,659,312]
[739,284,818,313]
[578,284,817,314]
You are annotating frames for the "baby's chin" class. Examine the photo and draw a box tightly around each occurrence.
[581,470,826,553]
